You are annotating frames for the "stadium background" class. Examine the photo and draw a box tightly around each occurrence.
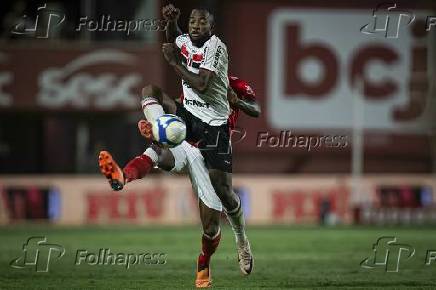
[0,0,436,289]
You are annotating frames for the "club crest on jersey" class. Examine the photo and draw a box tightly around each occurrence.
[180,44,203,69]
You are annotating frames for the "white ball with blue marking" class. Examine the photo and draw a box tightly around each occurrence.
[152,114,187,147]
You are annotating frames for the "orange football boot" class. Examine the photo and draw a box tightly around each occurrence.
[195,255,212,288]
[98,151,125,191]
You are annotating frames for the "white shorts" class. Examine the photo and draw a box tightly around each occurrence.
[168,141,223,212]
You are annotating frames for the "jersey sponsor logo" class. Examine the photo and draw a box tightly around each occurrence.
[213,45,223,68]
[184,98,210,109]
[201,47,208,65]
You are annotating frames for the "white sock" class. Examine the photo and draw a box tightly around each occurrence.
[141,96,164,122]
[144,147,158,164]
[225,196,247,246]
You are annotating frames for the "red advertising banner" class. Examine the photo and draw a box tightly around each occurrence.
[0,44,162,111]
[1,175,435,225]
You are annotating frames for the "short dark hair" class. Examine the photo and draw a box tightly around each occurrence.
[191,6,215,26]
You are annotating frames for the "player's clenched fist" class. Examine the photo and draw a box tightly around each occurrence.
[162,4,180,21]
[162,43,179,66]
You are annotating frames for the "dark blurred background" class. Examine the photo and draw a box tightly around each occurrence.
[0,0,435,174]
[0,0,435,226]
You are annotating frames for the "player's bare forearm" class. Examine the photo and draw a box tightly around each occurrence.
[227,88,261,117]
[162,4,181,42]
[234,99,261,118]
[173,64,212,94]
[165,20,182,42]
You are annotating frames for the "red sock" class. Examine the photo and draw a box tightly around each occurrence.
[123,154,154,183]
[198,230,221,267]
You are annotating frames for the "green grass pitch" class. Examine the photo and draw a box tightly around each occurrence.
[1,225,436,289]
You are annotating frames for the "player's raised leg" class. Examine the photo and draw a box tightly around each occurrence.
[98,84,177,190]
[98,143,175,191]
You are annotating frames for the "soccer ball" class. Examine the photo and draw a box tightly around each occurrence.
[152,114,187,147]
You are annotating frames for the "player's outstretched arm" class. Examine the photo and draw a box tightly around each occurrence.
[162,43,213,94]
[162,4,181,42]
[228,88,261,118]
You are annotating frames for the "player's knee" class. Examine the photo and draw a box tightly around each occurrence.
[223,190,240,212]
[142,84,163,102]
[209,169,232,196]
[141,84,158,95]
[150,143,162,155]
[151,146,175,171]
[203,221,219,238]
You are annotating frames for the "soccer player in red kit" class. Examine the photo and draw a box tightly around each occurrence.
[227,75,260,130]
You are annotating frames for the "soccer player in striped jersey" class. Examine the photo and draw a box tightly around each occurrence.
[98,4,260,288]
[98,75,260,287]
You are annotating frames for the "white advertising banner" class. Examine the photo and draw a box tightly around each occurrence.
[267,9,435,131]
